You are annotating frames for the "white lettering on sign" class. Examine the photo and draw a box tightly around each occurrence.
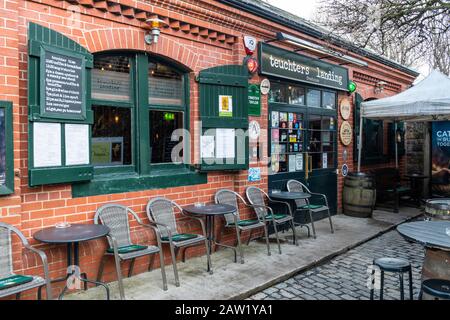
[268,55,343,86]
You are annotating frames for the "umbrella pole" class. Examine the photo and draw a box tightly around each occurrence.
[357,116,363,172]
[395,121,398,169]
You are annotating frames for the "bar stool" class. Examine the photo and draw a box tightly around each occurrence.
[419,279,450,300]
[370,257,413,300]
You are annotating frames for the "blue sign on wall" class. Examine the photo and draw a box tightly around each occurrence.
[432,121,450,195]
[248,167,261,182]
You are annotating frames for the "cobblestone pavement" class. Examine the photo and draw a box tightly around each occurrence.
[249,229,425,300]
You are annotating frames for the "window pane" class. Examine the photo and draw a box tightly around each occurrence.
[322,91,336,109]
[149,111,183,163]
[288,85,305,105]
[307,89,320,107]
[92,106,132,166]
[92,55,131,101]
[269,83,288,103]
[149,62,182,106]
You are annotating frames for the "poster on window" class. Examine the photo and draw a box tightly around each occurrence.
[0,109,5,186]
[431,122,450,195]
[218,95,233,117]
[92,137,123,166]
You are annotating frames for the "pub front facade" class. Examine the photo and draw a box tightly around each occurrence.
[0,0,418,298]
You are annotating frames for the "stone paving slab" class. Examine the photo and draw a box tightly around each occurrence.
[66,207,421,300]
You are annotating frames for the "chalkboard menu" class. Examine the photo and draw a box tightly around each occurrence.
[41,49,85,119]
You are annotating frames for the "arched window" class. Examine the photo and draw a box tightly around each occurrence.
[90,52,188,174]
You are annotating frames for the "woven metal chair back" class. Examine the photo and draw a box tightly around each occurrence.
[95,204,132,248]
[0,226,12,278]
[245,186,268,219]
[214,189,242,225]
[287,179,308,207]
[146,198,179,237]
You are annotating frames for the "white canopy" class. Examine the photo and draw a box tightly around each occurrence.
[361,70,450,121]
[357,70,450,171]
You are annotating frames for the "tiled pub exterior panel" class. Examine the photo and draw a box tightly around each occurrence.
[0,0,416,298]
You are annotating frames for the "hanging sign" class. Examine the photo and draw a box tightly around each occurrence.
[340,121,353,146]
[340,98,351,120]
[248,84,261,116]
[342,163,349,177]
[260,79,270,95]
[218,95,233,117]
[258,43,349,91]
[41,49,85,119]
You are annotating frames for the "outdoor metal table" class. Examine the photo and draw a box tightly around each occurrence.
[404,173,429,206]
[183,204,237,273]
[33,223,111,300]
[397,221,450,291]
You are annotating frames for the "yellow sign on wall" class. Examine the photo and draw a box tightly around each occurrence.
[219,95,233,117]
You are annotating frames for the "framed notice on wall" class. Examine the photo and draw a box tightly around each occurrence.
[0,101,14,195]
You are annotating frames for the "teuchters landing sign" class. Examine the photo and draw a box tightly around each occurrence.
[258,43,349,91]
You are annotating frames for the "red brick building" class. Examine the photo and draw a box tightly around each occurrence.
[0,0,418,298]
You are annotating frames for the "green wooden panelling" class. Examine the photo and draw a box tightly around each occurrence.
[0,101,14,195]
[27,22,94,186]
[72,167,207,197]
[198,65,249,171]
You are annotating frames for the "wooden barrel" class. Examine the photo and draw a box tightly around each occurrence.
[343,172,376,218]
[421,248,450,300]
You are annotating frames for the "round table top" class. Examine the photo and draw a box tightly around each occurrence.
[397,221,450,251]
[183,203,236,216]
[269,191,311,200]
[33,224,110,244]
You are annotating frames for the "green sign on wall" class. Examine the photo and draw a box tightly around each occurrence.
[258,42,349,91]
[248,84,261,116]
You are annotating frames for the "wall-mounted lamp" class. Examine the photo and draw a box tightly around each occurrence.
[374,81,387,94]
[145,18,168,45]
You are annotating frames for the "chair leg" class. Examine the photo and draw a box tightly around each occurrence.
[308,210,317,239]
[148,253,155,272]
[408,268,413,300]
[112,254,125,300]
[379,270,384,300]
[246,229,253,245]
[234,225,244,264]
[263,224,271,256]
[394,193,399,213]
[290,219,298,246]
[158,249,169,290]
[96,255,107,284]
[181,247,187,263]
[418,284,423,300]
[399,273,405,300]
[204,239,213,274]
[168,243,180,287]
[272,221,282,254]
[327,208,334,234]
[370,267,375,300]
[128,258,135,278]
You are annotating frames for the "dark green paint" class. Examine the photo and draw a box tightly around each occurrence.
[0,101,14,195]
[248,84,261,116]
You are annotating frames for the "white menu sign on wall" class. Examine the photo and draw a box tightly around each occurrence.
[65,124,90,165]
[216,128,235,158]
[33,122,61,167]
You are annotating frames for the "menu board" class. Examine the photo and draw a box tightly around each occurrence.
[33,122,62,167]
[42,50,84,118]
[65,124,90,166]
[0,109,5,186]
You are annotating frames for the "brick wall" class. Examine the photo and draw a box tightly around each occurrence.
[0,0,416,299]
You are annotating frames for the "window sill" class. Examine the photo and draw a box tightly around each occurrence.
[71,166,207,198]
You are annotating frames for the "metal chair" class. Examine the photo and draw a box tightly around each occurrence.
[245,186,298,254]
[94,204,170,300]
[0,222,52,300]
[215,189,271,263]
[286,179,334,239]
[146,197,212,284]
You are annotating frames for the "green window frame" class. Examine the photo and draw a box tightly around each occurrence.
[72,51,203,197]
[0,101,14,195]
